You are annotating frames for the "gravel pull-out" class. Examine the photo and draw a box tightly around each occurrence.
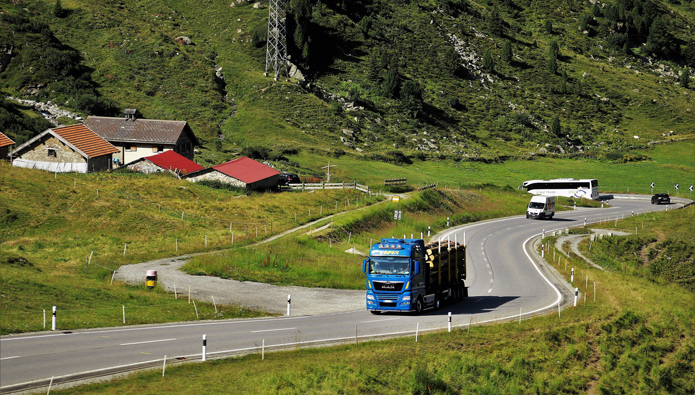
[114,256,365,316]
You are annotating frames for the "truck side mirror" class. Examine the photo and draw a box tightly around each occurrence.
[413,261,420,275]
[362,259,368,274]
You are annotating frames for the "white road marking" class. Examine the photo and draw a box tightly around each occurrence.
[120,338,176,346]
[1,356,20,361]
[251,328,297,333]
[361,318,401,323]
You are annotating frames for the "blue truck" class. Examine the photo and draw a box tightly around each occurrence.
[362,238,467,314]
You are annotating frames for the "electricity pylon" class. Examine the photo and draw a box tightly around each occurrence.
[265,0,287,80]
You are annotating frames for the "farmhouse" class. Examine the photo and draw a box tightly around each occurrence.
[184,156,280,190]
[0,131,15,160]
[125,150,204,177]
[11,124,119,173]
[84,109,199,165]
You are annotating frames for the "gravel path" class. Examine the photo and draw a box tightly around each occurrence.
[114,255,365,316]
[553,229,631,271]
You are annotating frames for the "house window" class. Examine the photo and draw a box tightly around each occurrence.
[126,145,137,152]
[47,149,57,158]
[152,146,164,153]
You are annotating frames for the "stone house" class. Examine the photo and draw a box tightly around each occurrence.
[84,109,200,166]
[12,124,119,173]
[0,131,15,160]
[125,150,204,178]
[184,156,280,190]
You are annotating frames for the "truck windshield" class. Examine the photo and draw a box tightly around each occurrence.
[528,202,545,209]
[368,257,410,275]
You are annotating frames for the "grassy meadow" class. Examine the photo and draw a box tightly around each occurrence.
[53,206,695,394]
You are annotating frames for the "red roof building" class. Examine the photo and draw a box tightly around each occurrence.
[12,124,119,173]
[184,156,280,190]
[124,150,204,177]
[0,131,15,160]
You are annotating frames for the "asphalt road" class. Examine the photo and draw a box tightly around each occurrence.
[1,195,689,393]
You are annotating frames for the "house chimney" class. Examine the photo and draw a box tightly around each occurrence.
[124,108,138,121]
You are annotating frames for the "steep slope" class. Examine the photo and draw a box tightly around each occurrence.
[1,0,694,167]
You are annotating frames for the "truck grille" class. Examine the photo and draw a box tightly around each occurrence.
[373,281,404,292]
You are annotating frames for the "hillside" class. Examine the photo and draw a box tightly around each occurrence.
[1,0,694,169]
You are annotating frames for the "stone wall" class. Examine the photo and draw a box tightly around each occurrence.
[186,170,246,188]
[20,136,86,164]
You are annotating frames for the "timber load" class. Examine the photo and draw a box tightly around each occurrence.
[423,240,467,285]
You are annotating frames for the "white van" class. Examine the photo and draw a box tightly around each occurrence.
[526,195,555,219]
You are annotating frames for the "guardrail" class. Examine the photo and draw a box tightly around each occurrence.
[285,182,370,193]
[418,183,437,191]
[384,178,406,186]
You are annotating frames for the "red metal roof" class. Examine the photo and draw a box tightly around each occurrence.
[0,131,15,148]
[52,125,120,158]
[213,157,279,184]
[144,150,204,175]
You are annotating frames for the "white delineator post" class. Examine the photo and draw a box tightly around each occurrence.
[52,306,57,331]
[571,268,575,282]
[448,312,452,332]
[287,295,291,316]
[574,288,579,307]
[202,334,207,362]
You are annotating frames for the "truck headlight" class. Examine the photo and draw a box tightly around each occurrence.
[401,295,411,301]
[367,295,375,300]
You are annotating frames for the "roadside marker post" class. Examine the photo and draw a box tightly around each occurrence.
[571,268,574,282]
[202,334,207,362]
[574,288,579,307]
[287,295,291,316]
[162,355,167,377]
[52,306,57,331]
[448,312,452,332]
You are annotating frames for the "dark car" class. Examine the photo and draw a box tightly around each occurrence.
[278,173,300,186]
[651,193,670,204]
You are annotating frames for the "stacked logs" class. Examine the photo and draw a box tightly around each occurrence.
[424,240,467,284]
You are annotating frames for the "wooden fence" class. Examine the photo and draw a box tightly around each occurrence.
[285,182,370,193]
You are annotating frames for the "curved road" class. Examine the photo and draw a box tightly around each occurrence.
[1,195,689,393]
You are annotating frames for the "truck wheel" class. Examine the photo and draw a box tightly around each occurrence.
[415,298,424,314]
[526,214,529,219]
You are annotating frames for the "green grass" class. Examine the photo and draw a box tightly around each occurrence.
[53,207,695,394]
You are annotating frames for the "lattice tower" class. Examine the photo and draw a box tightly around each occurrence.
[265,0,287,80]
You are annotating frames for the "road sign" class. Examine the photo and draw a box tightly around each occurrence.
[675,183,679,190]
[689,185,694,192]
[394,210,402,220]
[650,182,655,188]
[392,196,400,203]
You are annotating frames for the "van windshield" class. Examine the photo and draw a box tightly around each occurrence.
[528,202,545,209]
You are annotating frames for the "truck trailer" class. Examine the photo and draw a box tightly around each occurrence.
[362,238,467,314]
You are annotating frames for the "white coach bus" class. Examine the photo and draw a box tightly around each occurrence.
[522,178,599,200]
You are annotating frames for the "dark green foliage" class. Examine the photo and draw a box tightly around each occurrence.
[685,41,695,68]
[482,49,494,71]
[544,19,553,34]
[367,49,382,82]
[548,40,560,60]
[680,67,690,89]
[358,15,372,38]
[0,98,53,144]
[241,145,271,160]
[487,6,504,36]
[580,13,593,31]
[645,17,678,58]
[251,25,267,48]
[441,47,462,76]
[502,40,513,64]
[400,80,423,119]
[547,55,558,74]
[551,116,561,136]
[53,0,65,18]
[381,69,399,98]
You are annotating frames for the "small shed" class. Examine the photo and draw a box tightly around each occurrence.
[12,124,119,173]
[0,131,15,161]
[184,156,280,190]
[124,150,204,177]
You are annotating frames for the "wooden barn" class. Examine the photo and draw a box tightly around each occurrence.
[0,131,15,161]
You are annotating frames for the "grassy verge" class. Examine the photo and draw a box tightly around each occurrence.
[181,187,531,288]
[0,162,371,334]
[54,207,695,394]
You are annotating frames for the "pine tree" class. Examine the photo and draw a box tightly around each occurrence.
[551,117,561,136]
[684,40,695,68]
[482,49,494,72]
[54,0,64,17]
[680,67,690,89]
[547,55,557,74]
[502,41,513,64]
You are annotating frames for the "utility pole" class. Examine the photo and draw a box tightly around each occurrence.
[322,161,337,183]
[265,0,287,80]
